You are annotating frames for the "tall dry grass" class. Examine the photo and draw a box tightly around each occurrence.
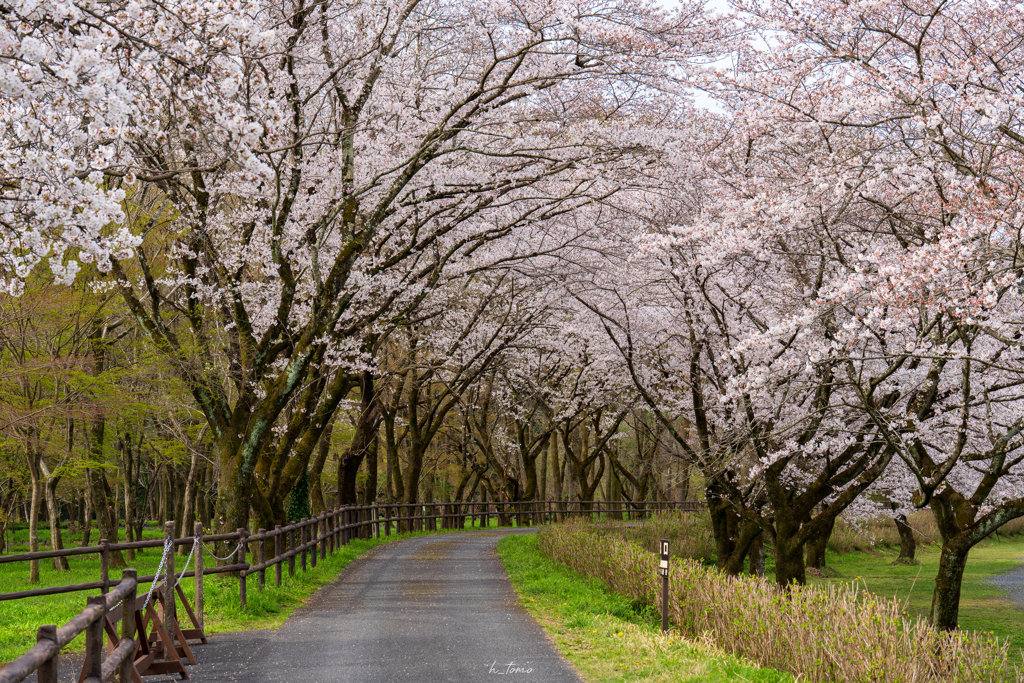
[593,511,717,564]
[828,513,1024,555]
[539,522,1017,683]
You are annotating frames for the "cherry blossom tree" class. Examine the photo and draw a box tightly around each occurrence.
[707,0,1024,627]
[0,0,718,532]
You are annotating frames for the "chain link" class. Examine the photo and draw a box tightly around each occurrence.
[202,538,244,562]
[141,538,174,615]
[175,536,199,588]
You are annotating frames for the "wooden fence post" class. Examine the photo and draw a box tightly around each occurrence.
[310,518,318,569]
[163,521,177,638]
[300,519,307,572]
[257,529,266,593]
[275,526,283,587]
[193,522,204,632]
[35,625,58,683]
[99,539,110,595]
[320,514,327,562]
[288,524,296,577]
[238,527,248,608]
[120,568,137,683]
[83,595,104,682]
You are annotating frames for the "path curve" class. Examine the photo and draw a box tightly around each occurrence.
[187,529,581,683]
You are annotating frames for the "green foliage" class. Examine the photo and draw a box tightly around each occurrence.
[286,471,310,523]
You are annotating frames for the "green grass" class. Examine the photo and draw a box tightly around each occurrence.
[807,534,1024,665]
[496,533,792,683]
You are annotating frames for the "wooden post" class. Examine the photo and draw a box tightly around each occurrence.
[120,568,137,683]
[238,527,248,608]
[275,525,283,587]
[300,519,307,572]
[257,528,266,593]
[288,524,296,577]
[310,518,318,569]
[100,538,110,595]
[163,521,177,639]
[35,625,58,683]
[329,512,336,554]
[193,522,204,632]
[317,516,325,565]
[83,596,105,681]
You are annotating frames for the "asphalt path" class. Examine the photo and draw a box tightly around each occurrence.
[177,528,582,683]
[988,554,1024,607]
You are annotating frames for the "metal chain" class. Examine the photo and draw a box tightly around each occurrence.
[141,538,174,615]
[175,536,199,588]
[202,538,243,562]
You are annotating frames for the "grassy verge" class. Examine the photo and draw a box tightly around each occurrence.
[496,533,792,683]
[808,535,1024,665]
[0,527,467,664]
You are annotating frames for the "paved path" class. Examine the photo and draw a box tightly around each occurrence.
[988,553,1024,607]
[181,529,581,683]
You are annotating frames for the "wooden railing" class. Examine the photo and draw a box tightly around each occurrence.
[0,500,702,607]
[0,569,138,683]
[0,499,701,681]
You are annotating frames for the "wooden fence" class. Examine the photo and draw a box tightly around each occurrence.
[0,569,138,683]
[0,499,702,607]
[0,499,701,682]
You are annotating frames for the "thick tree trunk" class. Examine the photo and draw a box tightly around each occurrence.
[337,373,382,507]
[747,533,765,577]
[931,542,969,631]
[362,435,379,505]
[773,535,807,587]
[805,514,835,571]
[894,514,917,564]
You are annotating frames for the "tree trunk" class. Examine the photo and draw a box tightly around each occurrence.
[180,447,202,554]
[773,535,807,587]
[337,373,382,507]
[550,434,563,520]
[931,542,969,631]
[805,514,835,571]
[81,492,92,547]
[24,448,42,583]
[537,435,548,502]
[894,514,917,564]
[362,435,379,505]
[40,459,70,571]
[309,417,334,514]
[87,417,126,568]
[748,533,765,577]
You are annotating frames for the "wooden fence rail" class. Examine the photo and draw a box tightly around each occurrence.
[0,569,138,683]
[0,500,702,607]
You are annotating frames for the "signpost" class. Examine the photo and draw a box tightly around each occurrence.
[658,539,669,633]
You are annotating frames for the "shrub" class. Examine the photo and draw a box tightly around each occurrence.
[539,522,1016,683]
